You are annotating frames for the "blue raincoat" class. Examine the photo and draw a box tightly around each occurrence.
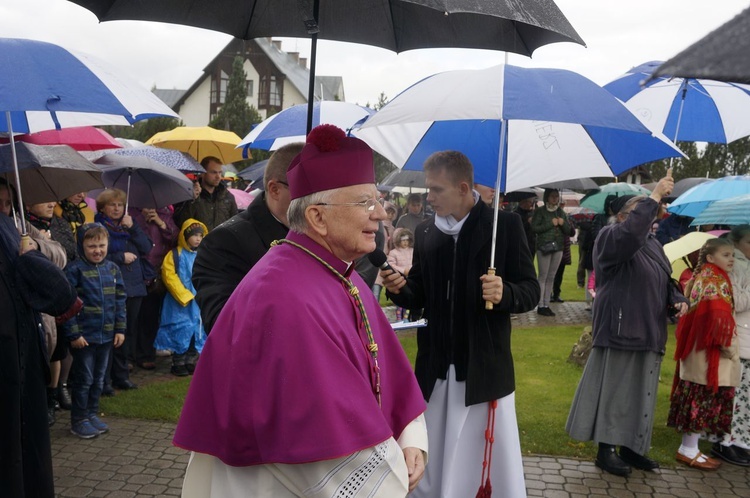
[154,218,207,354]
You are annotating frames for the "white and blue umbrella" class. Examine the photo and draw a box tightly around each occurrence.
[0,38,178,134]
[354,64,683,194]
[354,64,683,277]
[667,176,750,218]
[238,101,374,156]
[690,193,750,226]
[604,61,750,144]
[0,37,178,233]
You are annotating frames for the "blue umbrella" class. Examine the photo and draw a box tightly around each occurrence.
[604,61,750,144]
[238,102,375,156]
[667,176,750,218]
[690,193,750,227]
[112,146,205,173]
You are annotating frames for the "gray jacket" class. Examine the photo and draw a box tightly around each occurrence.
[591,197,687,353]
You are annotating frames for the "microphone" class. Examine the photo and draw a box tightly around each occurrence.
[368,249,402,276]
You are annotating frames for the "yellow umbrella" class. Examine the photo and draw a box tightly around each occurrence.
[663,231,717,264]
[146,126,246,164]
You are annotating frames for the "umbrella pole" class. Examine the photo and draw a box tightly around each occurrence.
[5,111,28,237]
[668,79,689,171]
[486,119,509,310]
[125,169,132,212]
[304,0,321,135]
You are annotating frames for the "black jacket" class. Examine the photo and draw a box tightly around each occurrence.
[192,193,288,333]
[388,201,539,406]
[174,181,238,232]
[592,198,688,353]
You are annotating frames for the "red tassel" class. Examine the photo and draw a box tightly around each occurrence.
[476,400,498,498]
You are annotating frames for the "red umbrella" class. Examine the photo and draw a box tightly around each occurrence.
[2,126,122,151]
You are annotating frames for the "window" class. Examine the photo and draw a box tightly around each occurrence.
[259,75,281,107]
[246,80,254,97]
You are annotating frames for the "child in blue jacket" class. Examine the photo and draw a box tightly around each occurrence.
[63,223,126,439]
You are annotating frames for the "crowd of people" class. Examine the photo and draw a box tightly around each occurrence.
[4,124,750,497]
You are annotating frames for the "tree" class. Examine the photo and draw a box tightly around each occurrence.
[370,92,398,182]
[635,137,750,181]
[103,116,182,143]
[209,56,262,139]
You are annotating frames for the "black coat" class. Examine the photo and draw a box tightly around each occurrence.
[0,215,76,497]
[592,198,688,353]
[192,193,288,333]
[388,201,539,406]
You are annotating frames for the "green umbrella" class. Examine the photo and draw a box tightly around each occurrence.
[579,183,651,214]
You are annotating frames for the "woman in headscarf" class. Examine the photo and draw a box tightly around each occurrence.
[566,176,689,477]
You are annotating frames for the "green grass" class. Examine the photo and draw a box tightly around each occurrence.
[114,323,697,465]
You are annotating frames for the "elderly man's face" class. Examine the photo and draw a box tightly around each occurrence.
[319,184,386,262]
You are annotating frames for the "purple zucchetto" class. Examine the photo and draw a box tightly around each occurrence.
[287,124,375,200]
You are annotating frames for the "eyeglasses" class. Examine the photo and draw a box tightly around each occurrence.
[277,181,289,187]
[315,198,378,212]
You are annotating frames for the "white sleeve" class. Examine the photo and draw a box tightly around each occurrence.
[396,413,428,463]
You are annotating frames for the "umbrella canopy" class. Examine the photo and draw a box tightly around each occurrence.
[690,193,750,226]
[239,101,375,155]
[604,61,750,144]
[237,159,269,188]
[537,178,598,191]
[0,38,179,134]
[664,177,714,202]
[651,6,750,85]
[111,146,205,173]
[228,188,257,210]
[505,188,542,203]
[146,126,244,164]
[663,231,717,263]
[579,182,652,214]
[115,138,146,148]
[565,206,597,223]
[68,0,584,133]
[354,64,683,194]
[379,169,426,189]
[0,142,103,204]
[1,126,122,151]
[93,154,194,209]
[668,176,750,218]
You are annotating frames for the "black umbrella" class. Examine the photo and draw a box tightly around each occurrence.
[665,177,713,202]
[537,178,598,191]
[0,142,103,205]
[650,6,750,84]
[68,0,585,133]
[93,154,194,209]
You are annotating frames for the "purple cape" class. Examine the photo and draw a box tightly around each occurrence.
[173,231,425,466]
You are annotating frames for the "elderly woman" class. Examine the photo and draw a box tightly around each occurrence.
[95,189,152,391]
[531,188,573,316]
[716,225,750,465]
[566,176,689,477]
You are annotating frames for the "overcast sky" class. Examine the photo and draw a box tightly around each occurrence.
[2,0,748,106]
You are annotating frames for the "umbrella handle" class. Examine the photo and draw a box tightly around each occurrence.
[485,267,496,310]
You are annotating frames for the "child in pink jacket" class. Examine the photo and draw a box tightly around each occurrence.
[387,228,414,321]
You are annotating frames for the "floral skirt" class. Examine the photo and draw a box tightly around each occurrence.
[729,358,750,448]
[667,378,735,435]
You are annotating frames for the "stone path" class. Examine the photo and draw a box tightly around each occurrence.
[50,301,750,496]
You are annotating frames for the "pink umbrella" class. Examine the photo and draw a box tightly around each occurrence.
[2,126,122,151]
[228,188,254,210]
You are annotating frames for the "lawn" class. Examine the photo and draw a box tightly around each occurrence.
[102,321,696,466]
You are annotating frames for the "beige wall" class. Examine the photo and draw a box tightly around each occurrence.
[178,77,211,127]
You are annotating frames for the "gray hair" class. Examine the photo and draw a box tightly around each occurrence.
[287,190,335,233]
[729,224,750,244]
